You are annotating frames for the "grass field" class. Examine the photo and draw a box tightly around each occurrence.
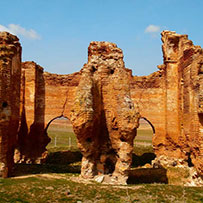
[0,121,202,202]
[0,174,202,203]
[47,122,154,150]
[46,121,155,170]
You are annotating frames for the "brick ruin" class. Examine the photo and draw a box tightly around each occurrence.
[0,33,21,177]
[0,31,202,184]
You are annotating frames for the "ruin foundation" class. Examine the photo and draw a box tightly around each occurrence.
[0,31,202,184]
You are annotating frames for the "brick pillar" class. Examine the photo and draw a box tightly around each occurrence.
[0,32,21,177]
[164,60,183,156]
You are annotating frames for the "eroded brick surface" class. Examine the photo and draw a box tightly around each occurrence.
[70,42,140,183]
[0,32,21,177]
[0,31,202,184]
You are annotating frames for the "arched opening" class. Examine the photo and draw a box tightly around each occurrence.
[132,117,156,167]
[13,116,82,176]
[45,116,77,151]
[44,116,82,172]
[133,117,155,163]
[128,118,168,184]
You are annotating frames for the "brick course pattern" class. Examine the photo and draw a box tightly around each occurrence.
[0,31,202,184]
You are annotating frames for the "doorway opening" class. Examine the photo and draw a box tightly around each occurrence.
[132,117,156,168]
[45,116,77,151]
[45,116,81,171]
[128,118,168,184]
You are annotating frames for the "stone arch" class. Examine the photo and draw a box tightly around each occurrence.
[140,117,155,135]
[44,115,76,150]
[135,116,156,144]
[131,116,156,168]
[44,115,69,132]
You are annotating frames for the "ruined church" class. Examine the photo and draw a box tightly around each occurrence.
[0,31,202,184]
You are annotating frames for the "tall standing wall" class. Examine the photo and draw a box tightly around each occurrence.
[130,31,203,176]
[0,30,202,180]
[0,32,21,177]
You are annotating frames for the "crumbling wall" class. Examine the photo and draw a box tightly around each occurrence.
[130,31,203,177]
[130,71,166,153]
[172,31,203,176]
[158,31,202,176]
[16,61,81,163]
[0,30,202,181]
[0,32,21,177]
[43,71,81,123]
[70,42,140,184]
[17,62,49,163]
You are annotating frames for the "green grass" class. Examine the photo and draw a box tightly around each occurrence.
[47,126,78,149]
[46,126,155,169]
[3,125,200,202]
[135,129,153,144]
[47,127,153,150]
[46,127,155,168]
[0,176,202,202]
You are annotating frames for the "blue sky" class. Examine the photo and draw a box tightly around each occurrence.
[0,0,203,75]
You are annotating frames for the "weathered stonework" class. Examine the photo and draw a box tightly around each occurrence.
[0,31,202,184]
[16,62,81,163]
[131,31,203,177]
[0,32,21,177]
[16,62,49,163]
[70,42,140,183]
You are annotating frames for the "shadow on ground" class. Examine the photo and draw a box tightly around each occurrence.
[13,150,167,184]
[127,168,168,184]
[129,152,168,184]
[45,150,82,164]
[13,150,82,177]
[132,152,156,167]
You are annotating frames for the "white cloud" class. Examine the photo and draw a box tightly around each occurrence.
[145,25,160,33]
[0,24,40,40]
